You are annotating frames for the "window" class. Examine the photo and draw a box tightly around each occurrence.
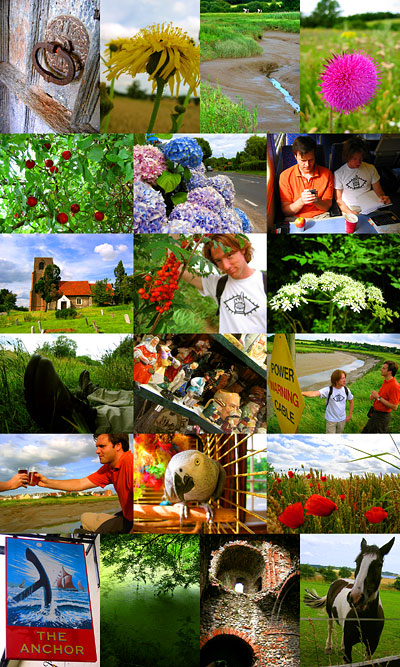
[38,261,44,270]
[76,298,82,305]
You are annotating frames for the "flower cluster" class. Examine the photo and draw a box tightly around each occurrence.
[269,271,386,313]
[208,175,235,206]
[320,50,381,114]
[167,202,222,233]
[161,137,203,168]
[133,182,167,232]
[134,145,166,184]
[138,253,181,313]
[187,186,227,215]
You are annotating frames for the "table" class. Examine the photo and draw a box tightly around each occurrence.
[289,214,378,234]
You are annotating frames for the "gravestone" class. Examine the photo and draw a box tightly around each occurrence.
[124,314,130,324]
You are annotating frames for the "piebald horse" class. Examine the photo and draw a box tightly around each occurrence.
[304,537,395,663]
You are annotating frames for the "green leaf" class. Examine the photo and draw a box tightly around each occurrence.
[156,171,181,194]
[88,146,105,162]
[171,192,187,206]
[183,167,192,181]
[77,137,94,150]
[118,149,131,160]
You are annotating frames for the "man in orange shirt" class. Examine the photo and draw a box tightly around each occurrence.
[279,136,334,220]
[362,361,400,433]
[37,433,133,533]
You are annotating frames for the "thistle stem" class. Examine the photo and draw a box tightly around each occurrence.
[147,79,166,134]
[328,107,333,133]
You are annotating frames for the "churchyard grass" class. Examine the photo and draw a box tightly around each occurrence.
[301,27,400,132]
[0,304,133,334]
[300,580,400,667]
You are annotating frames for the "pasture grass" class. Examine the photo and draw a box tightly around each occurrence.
[0,304,133,334]
[0,341,132,433]
[200,82,258,133]
[301,28,400,132]
[201,13,300,61]
[108,95,200,133]
[0,496,118,507]
[268,471,400,534]
[300,579,400,667]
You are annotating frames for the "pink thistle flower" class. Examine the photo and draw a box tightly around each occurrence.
[320,50,381,113]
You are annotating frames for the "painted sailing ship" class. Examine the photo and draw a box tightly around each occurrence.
[56,565,77,590]
[78,580,85,591]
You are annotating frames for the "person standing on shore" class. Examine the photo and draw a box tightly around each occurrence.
[301,369,354,434]
[362,361,400,433]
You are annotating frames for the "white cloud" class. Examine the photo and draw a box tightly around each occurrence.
[94,243,127,261]
[101,22,139,41]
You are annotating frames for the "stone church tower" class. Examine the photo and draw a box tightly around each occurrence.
[30,257,53,311]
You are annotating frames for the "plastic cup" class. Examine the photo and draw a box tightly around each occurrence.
[344,212,358,233]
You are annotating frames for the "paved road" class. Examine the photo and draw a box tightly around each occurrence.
[207,170,266,232]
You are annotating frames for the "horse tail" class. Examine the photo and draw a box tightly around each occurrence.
[304,588,327,609]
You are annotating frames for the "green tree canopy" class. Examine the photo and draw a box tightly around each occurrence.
[195,137,212,161]
[338,566,353,578]
[91,279,113,306]
[244,135,267,161]
[34,264,61,312]
[37,335,77,358]
[0,288,17,312]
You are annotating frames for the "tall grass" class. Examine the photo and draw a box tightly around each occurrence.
[0,305,133,334]
[0,339,132,433]
[200,82,258,133]
[300,580,400,667]
[301,28,400,132]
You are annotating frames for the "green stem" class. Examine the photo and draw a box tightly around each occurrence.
[101,77,115,133]
[328,301,334,333]
[147,79,166,134]
[329,106,333,133]
[170,85,194,133]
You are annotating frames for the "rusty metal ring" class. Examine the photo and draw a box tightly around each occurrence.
[32,41,75,86]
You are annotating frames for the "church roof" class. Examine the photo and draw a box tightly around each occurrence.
[58,281,113,296]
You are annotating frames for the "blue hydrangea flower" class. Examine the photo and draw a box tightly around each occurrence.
[187,168,207,191]
[219,208,243,233]
[207,175,235,206]
[187,186,226,215]
[133,182,167,232]
[167,202,221,233]
[162,137,203,168]
[235,207,254,232]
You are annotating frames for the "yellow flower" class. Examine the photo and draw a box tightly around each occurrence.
[341,31,357,39]
[105,22,200,96]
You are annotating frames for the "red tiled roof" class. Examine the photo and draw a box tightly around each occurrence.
[58,281,114,296]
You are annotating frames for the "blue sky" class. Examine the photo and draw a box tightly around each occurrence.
[0,434,133,496]
[267,433,400,478]
[189,134,267,159]
[100,0,200,93]
[0,234,133,308]
[301,534,400,571]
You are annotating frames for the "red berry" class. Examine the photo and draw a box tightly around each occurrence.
[56,212,68,224]
[181,240,188,248]
[45,159,54,168]
[25,160,35,169]
[138,288,145,295]
[62,150,72,160]
[144,275,151,282]
[94,211,104,221]
[50,166,59,174]
[70,204,80,213]
[43,143,51,149]
[27,196,37,207]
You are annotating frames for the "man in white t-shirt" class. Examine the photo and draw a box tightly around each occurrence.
[301,369,354,434]
[181,234,266,333]
[334,136,391,214]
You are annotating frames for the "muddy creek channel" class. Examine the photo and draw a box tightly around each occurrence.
[201,31,300,131]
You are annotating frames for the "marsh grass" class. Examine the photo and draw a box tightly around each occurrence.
[300,580,400,667]
[268,469,400,534]
[301,27,400,132]
[0,305,133,334]
[0,339,132,433]
[201,12,299,61]
[200,82,258,132]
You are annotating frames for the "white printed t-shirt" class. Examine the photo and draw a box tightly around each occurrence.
[318,385,354,422]
[334,162,380,208]
[201,270,266,333]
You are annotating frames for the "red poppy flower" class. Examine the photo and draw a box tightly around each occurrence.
[326,490,331,496]
[354,503,359,511]
[317,483,321,490]
[288,471,294,478]
[306,473,311,479]
[364,507,388,524]
[340,494,345,501]
[309,483,313,488]
[321,476,327,482]
[277,489,282,495]
[278,502,304,529]
[304,494,338,517]
[276,477,282,484]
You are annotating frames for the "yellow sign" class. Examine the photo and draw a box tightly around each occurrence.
[267,334,304,433]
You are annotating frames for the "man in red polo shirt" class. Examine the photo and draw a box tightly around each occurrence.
[362,361,400,433]
[37,433,133,533]
[279,136,334,220]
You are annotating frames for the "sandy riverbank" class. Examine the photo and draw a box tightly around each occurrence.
[201,31,300,131]
[0,499,121,532]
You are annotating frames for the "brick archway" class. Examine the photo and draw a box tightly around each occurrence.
[200,628,261,667]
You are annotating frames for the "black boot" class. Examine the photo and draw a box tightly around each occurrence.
[76,369,100,399]
[24,354,97,433]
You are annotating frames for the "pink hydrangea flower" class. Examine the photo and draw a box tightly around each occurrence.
[320,50,381,113]
[134,144,166,184]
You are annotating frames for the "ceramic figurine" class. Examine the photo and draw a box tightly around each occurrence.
[182,375,208,408]
[133,336,159,384]
[202,390,241,426]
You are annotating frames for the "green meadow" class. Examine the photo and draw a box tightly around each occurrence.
[300,579,400,666]
[0,304,133,334]
[200,82,258,133]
